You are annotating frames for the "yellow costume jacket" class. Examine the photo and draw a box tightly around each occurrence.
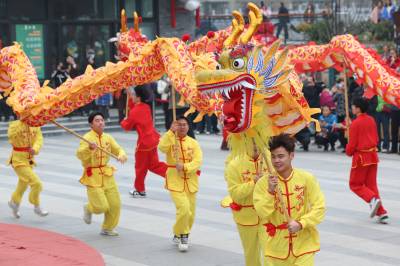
[253,168,325,259]
[77,130,126,188]
[223,155,268,226]
[8,120,43,167]
[158,130,202,193]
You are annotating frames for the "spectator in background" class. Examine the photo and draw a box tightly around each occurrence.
[304,2,315,24]
[114,89,127,123]
[95,93,112,121]
[50,62,70,88]
[380,0,396,21]
[386,48,400,70]
[260,1,272,18]
[319,84,335,110]
[302,76,323,110]
[389,104,400,153]
[316,106,338,151]
[157,76,171,131]
[295,127,311,151]
[375,96,391,152]
[276,2,290,44]
[65,56,79,78]
[381,45,391,61]
[371,1,384,24]
[332,79,346,122]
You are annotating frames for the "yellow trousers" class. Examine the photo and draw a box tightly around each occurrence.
[265,252,315,266]
[169,188,196,235]
[237,224,265,266]
[86,177,121,230]
[11,166,42,206]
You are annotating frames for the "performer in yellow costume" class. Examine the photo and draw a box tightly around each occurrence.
[77,112,127,236]
[7,119,48,218]
[223,143,269,266]
[254,134,325,266]
[158,116,202,252]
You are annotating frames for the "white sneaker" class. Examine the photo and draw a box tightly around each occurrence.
[378,214,389,224]
[8,201,20,219]
[172,235,180,245]
[100,229,119,236]
[369,198,381,218]
[178,234,189,252]
[129,190,146,198]
[34,206,49,217]
[83,205,92,224]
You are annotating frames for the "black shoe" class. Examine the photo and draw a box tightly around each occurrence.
[330,147,336,151]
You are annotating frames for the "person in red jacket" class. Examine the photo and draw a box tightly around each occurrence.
[346,98,388,224]
[121,85,167,198]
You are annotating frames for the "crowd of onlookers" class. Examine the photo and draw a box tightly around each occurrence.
[295,73,400,155]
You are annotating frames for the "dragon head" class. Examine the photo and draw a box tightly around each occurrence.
[196,3,291,134]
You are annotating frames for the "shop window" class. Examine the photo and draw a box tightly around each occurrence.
[142,0,154,18]
[125,0,154,18]
[8,0,46,20]
[60,24,111,73]
[127,21,155,40]
[0,0,6,19]
[53,0,116,20]
[0,24,9,48]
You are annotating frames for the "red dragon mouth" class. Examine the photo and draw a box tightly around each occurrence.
[198,74,256,133]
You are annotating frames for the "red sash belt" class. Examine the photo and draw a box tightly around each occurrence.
[358,147,377,153]
[86,165,106,177]
[13,146,31,152]
[264,222,288,237]
[229,202,254,211]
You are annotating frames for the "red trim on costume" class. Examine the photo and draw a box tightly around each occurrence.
[13,146,31,152]
[86,165,106,177]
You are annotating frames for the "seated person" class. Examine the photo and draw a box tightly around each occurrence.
[295,127,311,151]
[316,105,339,151]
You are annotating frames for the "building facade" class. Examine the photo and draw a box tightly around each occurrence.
[0,0,196,81]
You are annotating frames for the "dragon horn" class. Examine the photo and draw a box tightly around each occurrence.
[134,11,141,33]
[121,9,128,33]
[223,11,244,47]
[240,3,262,44]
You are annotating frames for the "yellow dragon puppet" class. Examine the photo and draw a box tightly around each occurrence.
[1,3,399,157]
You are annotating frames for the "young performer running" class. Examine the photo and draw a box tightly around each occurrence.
[121,85,167,197]
[158,116,202,252]
[7,119,48,218]
[254,134,326,266]
[346,98,389,223]
[77,112,127,236]
[223,143,268,266]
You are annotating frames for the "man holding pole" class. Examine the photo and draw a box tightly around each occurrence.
[158,116,202,252]
[7,119,49,218]
[253,134,325,266]
[77,111,127,236]
[121,85,167,198]
[223,143,268,266]
[345,98,389,224]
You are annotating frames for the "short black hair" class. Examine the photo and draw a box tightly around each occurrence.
[134,85,148,102]
[88,111,104,124]
[352,97,369,113]
[176,115,190,125]
[269,134,295,153]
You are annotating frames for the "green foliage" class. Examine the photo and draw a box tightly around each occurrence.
[296,19,334,44]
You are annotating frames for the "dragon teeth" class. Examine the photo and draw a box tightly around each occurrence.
[240,81,255,89]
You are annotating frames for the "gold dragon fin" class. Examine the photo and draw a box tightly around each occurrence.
[121,9,128,33]
[223,11,244,47]
[239,3,262,44]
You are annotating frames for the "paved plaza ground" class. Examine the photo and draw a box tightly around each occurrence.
[0,131,399,266]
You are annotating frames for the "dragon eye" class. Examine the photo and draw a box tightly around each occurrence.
[216,63,222,70]
[232,58,245,69]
